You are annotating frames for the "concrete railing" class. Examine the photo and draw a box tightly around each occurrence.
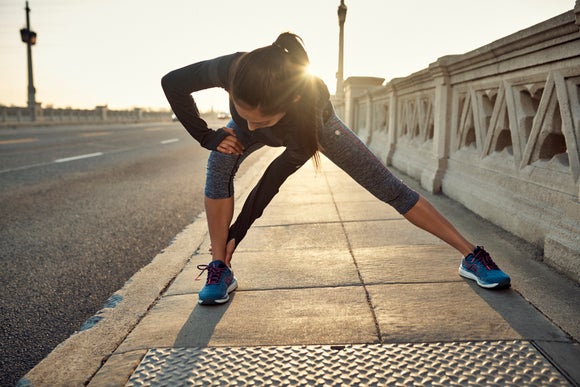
[340,6,580,282]
[0,104,171,126]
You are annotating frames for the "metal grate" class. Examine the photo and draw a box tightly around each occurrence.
[126,341,570,386]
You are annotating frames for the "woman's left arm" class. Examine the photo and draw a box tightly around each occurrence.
[227,149,309,246]
[161,53,241,150]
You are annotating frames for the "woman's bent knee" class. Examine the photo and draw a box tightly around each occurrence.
[205,151,240,199]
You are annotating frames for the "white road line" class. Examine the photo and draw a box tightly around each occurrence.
[54,152,104,163]
[3,136,180,174]
[0,162,51,174]
[161,138,179,145]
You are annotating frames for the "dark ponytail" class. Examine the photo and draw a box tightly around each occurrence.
[230,32,324,168]
[272,32,309,67]
[230,32,309,115]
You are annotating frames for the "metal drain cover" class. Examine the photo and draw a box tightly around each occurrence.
[126,341,569,386]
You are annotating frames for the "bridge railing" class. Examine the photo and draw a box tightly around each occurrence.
[341,7,580,282]
[0,104,171,126]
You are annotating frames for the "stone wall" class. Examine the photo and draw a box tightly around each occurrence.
[341,7,580,282]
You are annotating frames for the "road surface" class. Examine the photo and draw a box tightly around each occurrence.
[0,118,259,385]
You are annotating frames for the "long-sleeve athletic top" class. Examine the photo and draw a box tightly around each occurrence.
[161,52,334,245]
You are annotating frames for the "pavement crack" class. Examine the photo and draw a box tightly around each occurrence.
[324,172,384,344]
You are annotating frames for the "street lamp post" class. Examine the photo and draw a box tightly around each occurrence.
[335,0,347,99]
[20,1,37,121]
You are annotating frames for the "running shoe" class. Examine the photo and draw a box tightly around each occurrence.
[458,246,511,289]
[196,260,238,305]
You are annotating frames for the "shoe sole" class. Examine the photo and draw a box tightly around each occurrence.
[198,278,238,305]
[458,266,511,289]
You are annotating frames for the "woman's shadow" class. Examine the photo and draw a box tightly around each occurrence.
[173,293,236,348]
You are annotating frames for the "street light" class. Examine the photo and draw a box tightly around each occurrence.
[336,0,347,99]
[20,28,37,45]
[20,1,37,120]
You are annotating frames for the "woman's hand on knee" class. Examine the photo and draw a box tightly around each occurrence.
[218,128,244,155]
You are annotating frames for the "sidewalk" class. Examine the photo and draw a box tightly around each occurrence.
[21,149,580,386]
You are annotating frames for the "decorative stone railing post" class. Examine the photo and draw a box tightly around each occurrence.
[134,108,143,121]
[343,76,384,130]
[420,58,453,193]
[96,105,108,121]
[33,102,42,122]
[383,84,397,166]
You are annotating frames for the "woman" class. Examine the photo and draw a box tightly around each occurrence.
[162,33,510,305]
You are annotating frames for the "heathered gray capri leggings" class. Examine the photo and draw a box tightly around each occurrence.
[205,114,420,215]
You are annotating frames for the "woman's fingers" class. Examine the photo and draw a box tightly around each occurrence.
[218,137,243,155]
[218,128,244,155]
[225,239,236,267]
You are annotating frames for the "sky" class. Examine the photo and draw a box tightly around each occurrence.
[0,0,574,112]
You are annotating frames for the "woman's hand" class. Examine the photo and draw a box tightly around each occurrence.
[225,239,236,267]
[217,127,244,155]
[208,239,236,268]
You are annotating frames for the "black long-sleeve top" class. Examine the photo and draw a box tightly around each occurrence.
[161,53,333,245]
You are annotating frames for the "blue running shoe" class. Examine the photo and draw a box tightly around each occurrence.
[196,260,238,305]
[459,246,511,289]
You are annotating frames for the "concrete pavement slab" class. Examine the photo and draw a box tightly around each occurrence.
[166,248,362,296]
[164,252,212,296]
[329,188,379,203]
[335,200,402,222]
[326,180,379,203]
[270,185,335,205]
[236,222,350,252]
[369,281,570,343]
[87,350,147,387]
[322,168,380,198]
[253,202,340,226]
[343,218,444,248]
[369,282,522,343]
[352,245,461,284]
[230,248,361,290]
[117,286,379,352]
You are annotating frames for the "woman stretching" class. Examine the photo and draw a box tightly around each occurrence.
[162,32,510,305]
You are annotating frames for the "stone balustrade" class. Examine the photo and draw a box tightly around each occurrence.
[340,6,580,282]
[0,104,171,126]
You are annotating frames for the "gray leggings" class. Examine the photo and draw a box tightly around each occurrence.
[205,114,419,214]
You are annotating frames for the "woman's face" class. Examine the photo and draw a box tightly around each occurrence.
[234,101,286,131]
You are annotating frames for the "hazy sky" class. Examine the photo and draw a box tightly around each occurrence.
[0,0,574,112]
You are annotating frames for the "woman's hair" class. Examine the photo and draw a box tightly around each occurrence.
[230,32,324,166]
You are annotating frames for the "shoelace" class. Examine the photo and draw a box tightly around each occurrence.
[472,247,499,270]
[195,264,225,284]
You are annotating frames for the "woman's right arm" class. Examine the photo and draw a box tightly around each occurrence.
[161,53,241,150]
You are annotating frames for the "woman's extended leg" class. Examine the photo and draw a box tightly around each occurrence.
[319,115,471,253]
[319,115,509,289]
[403,196,474,256]
[319,118,472,254]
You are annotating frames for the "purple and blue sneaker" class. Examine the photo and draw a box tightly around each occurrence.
[459,246,511,289]
[196,260,238,305]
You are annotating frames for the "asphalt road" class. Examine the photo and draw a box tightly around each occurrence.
[0,119,256,385]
